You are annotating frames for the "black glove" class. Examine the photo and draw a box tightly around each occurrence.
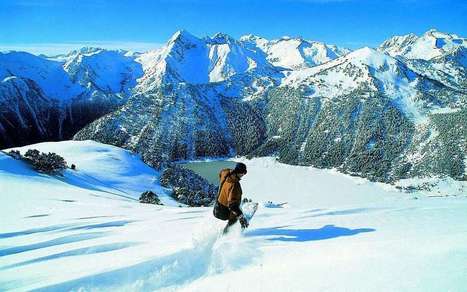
[238,215,249,229]
[229,202,242,217]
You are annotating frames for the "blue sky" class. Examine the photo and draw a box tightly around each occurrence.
[0,0,466,54]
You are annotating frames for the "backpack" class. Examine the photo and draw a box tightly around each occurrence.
[212,172,231,221]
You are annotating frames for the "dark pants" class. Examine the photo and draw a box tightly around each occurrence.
[213,202,238,234]
[223,212,238,234]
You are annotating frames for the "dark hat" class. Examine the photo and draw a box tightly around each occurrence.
[233,162,247,174]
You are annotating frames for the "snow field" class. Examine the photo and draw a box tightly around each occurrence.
[1,141,466,291]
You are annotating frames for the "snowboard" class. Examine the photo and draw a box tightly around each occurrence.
[242,201,259,223]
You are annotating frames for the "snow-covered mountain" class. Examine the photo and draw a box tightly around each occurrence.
[1,29,466,183]
[401,46,467,91]
[0,30,347,146]
[76,32,465,182]
[379,29,466,60]
[63,47,143,95]
[240,34,350,70]
[135,30,280,91]
[378,29,467,90]
[282,47,460,120]
[261,46,466,181]
[0,51,83,101]
[0,49,143,148]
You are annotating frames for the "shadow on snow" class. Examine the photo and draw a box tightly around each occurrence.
[245,224,375,242]
[1,242,140,270]
[0,232,108,256]
[0,220,134,239]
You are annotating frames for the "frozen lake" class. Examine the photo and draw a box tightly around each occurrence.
[178,160,237,185]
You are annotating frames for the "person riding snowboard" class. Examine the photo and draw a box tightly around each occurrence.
[213,162,249,234]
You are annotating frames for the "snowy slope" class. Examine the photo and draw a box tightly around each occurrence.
[1,142,467,291]
[5,140,176,205]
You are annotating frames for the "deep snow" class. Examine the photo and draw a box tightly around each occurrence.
[1,141,466,292]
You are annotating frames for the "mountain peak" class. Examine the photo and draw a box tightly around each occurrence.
[239,34,269,51]
[342,47,400,69]
[346,46,375,60]
[351,46,376,56]
[239,34,266,42]
[426,28,440,34]
[423,28,455,38]
[66,47,104,57]
[168,30,200,45]
[208,32,236,44]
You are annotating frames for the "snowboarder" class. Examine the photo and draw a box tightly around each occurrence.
[213,162,249,234]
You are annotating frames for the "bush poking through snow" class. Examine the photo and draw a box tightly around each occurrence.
[7,150,21,160]
[139,191,162,205]
[160,165,217,207]
[8,149,68,175]
[24,149,68,175]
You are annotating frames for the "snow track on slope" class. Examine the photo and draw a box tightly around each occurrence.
[34,218,259,292]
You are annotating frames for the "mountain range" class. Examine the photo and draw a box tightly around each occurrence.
[1,29,466,182]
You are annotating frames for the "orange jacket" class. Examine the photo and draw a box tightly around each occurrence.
[217,168,243,211]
